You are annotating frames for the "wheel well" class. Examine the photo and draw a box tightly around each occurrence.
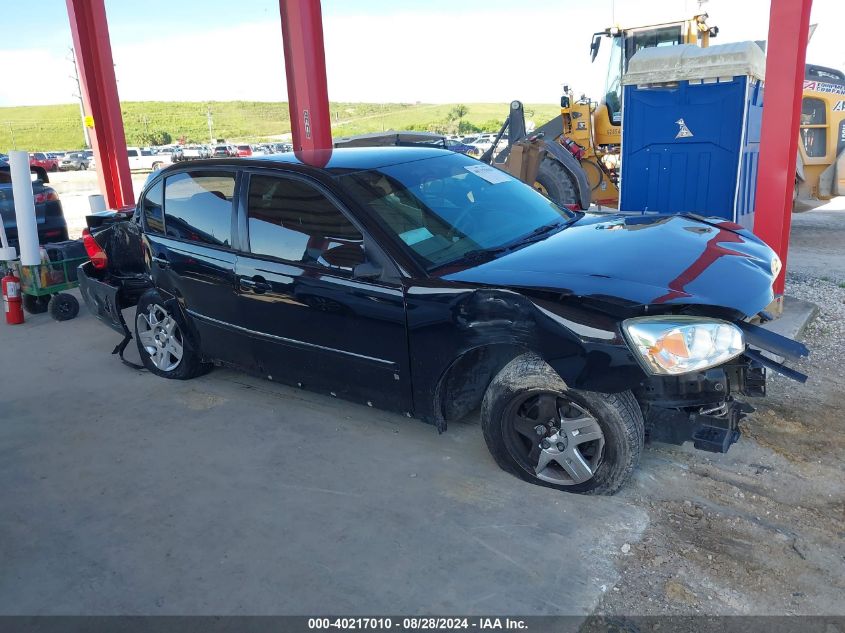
[434,343,527,431]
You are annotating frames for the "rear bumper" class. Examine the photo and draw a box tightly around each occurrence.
[78,261,131,336]
[78,260,151,332]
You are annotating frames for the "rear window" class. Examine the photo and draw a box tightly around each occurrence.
[163,171,235,247]
[238,145,250,150]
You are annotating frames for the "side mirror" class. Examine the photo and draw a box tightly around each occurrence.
[590,34,602,62]
[353,259,383,280]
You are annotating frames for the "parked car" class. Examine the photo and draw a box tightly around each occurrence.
[127,147,171,170]
[235,144,253,157]
[334,131,460,151]
[0,162,69,257]
[29,152,59,172]
[445,138,480,157]
[59,152,90,171]
[78,148,806,495]
[178,146,206,161]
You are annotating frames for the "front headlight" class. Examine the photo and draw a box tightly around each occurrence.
[622,316,745,375]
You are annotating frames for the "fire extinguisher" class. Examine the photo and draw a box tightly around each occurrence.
[2,269,24,325]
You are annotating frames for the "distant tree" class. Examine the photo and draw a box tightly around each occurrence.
[131,129,172,146]
[458,120,482,134]
[479,119,504,132]
[448,104,469,124]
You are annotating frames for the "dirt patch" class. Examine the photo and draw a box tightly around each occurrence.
[591,266,845,616]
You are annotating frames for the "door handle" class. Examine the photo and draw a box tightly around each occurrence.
[151,255,170,269]
[239,276,271,294]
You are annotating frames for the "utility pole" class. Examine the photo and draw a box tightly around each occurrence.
[206,106,214,145]
[68,46,91,149]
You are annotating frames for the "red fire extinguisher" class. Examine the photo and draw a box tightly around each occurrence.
[2,269,24,325]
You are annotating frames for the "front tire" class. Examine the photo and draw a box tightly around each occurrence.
[135,290,207,380]
[481,354,643,495]
[534,157,579,208]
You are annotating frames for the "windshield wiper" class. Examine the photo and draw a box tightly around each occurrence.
[460,246,509,263]
[516,220,571,245]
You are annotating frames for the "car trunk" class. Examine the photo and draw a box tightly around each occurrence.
[78,217,151,336]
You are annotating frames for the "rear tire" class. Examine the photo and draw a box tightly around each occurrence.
[481,353,643,495]
[534,158,579,208]
[135,290,208,380]
[22,294,50,314]
[49,293,79,321]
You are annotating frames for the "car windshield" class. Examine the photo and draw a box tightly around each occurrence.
[336,153,576,271]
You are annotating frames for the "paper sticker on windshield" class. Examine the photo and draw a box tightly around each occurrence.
[464,164,511,184]
[399,227,434,246]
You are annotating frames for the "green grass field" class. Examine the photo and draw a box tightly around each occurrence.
[0,101,562,152]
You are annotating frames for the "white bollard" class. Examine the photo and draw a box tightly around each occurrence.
[9,151,40,266]
[0,214,17,261]
[88,194,107,212]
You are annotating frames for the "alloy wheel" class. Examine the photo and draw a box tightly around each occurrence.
[136,304,184,372]
[503,391,605,485]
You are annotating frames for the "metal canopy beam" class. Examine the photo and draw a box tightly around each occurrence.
[279,0,333,158]
[66,0,134,209]
[753,0,813,295]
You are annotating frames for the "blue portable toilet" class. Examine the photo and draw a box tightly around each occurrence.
[619,42,765,229]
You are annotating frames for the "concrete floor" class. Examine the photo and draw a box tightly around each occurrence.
[0,299,647,615]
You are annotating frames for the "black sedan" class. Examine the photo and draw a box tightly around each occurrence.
[78,147,806,494]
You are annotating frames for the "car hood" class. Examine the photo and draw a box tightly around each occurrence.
[441,213,777,317]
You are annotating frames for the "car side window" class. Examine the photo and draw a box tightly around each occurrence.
[141,180,164,234]
[163,171,235,247]
[127,150,138,157]
[246,174,364,272]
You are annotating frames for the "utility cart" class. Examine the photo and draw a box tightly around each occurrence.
[14,240,87,321]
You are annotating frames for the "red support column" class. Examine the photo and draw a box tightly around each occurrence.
[279,0,333,160]
[753,0,813,295]
[66,0,134,209]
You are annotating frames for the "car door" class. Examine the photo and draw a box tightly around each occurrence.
[233,170,411,413]
[143,168,258,370]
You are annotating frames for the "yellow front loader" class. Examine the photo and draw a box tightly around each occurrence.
[796,64,845,206]
[484,15,717,209]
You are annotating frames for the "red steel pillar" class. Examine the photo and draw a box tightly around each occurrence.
[66,0,134,209]
[279,0,333,158]
[753,0,813,295]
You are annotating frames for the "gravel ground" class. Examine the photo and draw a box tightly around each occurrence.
[589,205,845,616]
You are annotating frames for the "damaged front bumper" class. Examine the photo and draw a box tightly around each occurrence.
[636,320,809,453]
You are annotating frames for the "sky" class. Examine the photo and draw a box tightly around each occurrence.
[0,0,843,107]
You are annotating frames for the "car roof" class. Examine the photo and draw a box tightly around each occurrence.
[159,146,455,172]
